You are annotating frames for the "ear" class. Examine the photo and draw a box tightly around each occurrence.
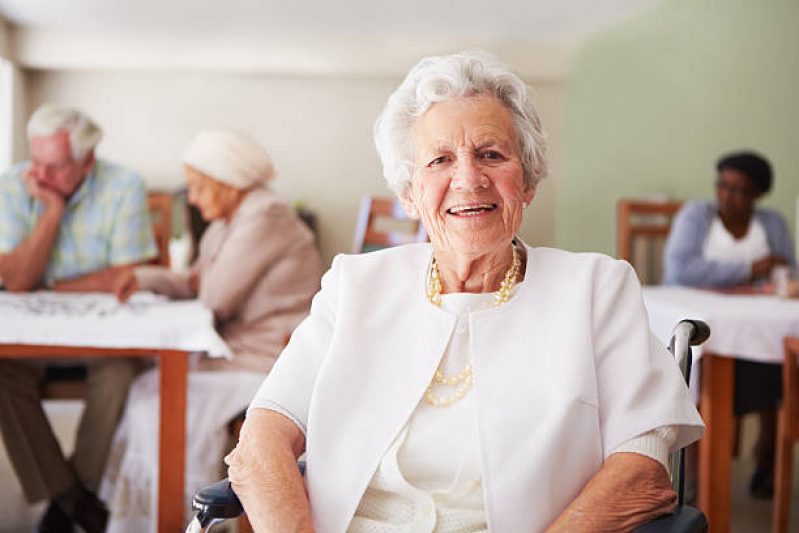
[522,185,536,207]
[81,150,96,175]
[397,186,420,219]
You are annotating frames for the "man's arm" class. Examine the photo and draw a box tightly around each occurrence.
[0,174,65,292]
[545,452,676,533]
[52,261,149,294]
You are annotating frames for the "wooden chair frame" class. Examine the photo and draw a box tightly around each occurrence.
[351,195,427,253]
[147,191,173,268]
[774,336,799,532]
[617,199,682,284]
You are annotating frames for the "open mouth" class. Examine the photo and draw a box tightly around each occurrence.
[446,204,498,217]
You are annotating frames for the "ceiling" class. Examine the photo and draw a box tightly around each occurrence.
[0,0,665,77]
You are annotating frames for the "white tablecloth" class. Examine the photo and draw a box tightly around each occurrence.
[643,286,799,363]
[0,291,231,358]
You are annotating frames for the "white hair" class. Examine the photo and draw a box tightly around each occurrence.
[374,50,548,196]
[27,103,103,162]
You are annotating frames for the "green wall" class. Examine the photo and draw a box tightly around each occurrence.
[559,0,799,256]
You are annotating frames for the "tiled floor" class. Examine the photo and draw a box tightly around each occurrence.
[2,407,799,532]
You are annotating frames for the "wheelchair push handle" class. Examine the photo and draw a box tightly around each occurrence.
[679,319,710,346]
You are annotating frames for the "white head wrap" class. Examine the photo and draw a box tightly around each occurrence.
[182,129,274,189]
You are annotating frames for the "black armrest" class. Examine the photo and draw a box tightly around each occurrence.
[633,505,708,533]
[191,462,306,528]
[192,479,245,527]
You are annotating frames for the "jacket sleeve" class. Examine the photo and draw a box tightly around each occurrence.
[134,264,197,299]
[662,201,749,287]
[763,209,796,267]
[593,259,704,455]
[247,254,340,435]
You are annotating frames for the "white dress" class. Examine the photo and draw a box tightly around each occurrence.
[100,365,265,532]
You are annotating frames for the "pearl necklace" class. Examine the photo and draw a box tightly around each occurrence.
[424,244,521,407]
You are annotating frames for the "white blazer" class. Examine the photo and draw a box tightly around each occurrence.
[250,243,704,532]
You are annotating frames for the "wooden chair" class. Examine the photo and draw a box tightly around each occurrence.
[351,195,428,253]
[773,336,799,533]
[617,199,683,285]
[147,191,173,267]
[41,192,174,398]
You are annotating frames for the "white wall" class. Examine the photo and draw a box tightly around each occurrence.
[25,69,561,264]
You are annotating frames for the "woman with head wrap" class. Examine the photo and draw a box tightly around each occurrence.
[101,129,323,531]
[663,151,794,288]
[663,150,795,499]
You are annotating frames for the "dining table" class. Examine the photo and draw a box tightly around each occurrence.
[642,285,799,533]
[0,290,231,532]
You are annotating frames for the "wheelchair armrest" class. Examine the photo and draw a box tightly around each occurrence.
[633,505,708,533]
[192,479,245,526]
[191,462,307,529]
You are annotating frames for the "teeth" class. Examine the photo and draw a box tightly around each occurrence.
[447,204,496,215]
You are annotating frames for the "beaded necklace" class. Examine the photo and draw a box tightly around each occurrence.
[424,244,521,407]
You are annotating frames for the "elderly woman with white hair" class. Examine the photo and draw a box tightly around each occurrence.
[226,52,705,532]
[100,129,323,531]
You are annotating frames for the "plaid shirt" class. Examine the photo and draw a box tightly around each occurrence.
[0,158,157,287]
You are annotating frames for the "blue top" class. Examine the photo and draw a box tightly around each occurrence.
[662,200,795,287]
[0,159,157,287]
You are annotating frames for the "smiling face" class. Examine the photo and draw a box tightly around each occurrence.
[29,130,93,198]
[399,95,534,258]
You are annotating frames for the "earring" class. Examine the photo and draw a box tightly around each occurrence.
[522,202,529,209]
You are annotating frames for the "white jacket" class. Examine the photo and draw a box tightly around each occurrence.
[250,243,704,532]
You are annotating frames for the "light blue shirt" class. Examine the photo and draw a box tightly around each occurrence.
[0,158,157,287]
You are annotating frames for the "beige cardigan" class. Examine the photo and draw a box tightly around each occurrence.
[136,187,323,373]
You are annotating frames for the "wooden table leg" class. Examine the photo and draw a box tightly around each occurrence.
[698,352,734,533]
[157,350,188,533]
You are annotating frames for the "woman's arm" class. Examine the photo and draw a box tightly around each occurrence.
[545,452,675,533]
[225,408,314,533]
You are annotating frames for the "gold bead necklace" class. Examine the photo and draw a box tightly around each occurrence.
[424,244,520,407]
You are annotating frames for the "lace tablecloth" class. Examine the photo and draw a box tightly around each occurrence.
[0,291,231,358]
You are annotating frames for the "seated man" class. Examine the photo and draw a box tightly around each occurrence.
[0,103,156,532]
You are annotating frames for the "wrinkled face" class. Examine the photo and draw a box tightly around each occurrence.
[185,166,245,221]
[29,131,92,198]
[715,168,760,220]
[399,95,533,256]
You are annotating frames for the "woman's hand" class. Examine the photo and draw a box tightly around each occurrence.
[225,409,314,533]
[751,254,788,281]
[545,452,676,533]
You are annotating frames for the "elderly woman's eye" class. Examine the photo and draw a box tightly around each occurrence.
[429,156,449,166]
[482,150,504,160]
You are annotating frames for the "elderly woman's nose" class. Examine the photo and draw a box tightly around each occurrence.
[451,157,489,190]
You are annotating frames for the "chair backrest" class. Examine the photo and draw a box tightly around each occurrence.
[352,195,428,254]
[617,199,683,285]
[147,191,173,267]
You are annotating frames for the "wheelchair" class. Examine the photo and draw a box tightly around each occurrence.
[187,319,710,533]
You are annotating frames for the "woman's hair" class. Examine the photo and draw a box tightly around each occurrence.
[374,50,548,195]
[27,103,103,162]
[716,151,773,194]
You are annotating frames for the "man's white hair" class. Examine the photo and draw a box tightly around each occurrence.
[374,49,548,196]
[27,103,103,162]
